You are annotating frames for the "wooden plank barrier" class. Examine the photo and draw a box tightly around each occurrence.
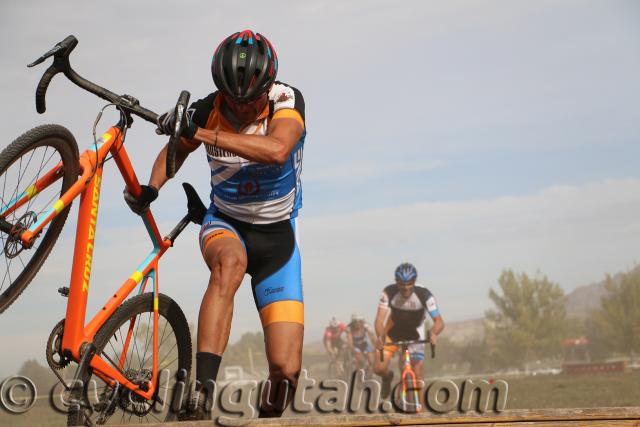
[117,407,640,427]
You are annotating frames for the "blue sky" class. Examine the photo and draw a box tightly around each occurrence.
[1,0,639,376]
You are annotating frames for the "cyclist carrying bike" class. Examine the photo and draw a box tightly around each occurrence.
[374,263,444,408]
[125,30,306,419]
[347,313,376,373]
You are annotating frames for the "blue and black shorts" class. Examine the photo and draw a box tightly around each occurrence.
[199,208,303,327]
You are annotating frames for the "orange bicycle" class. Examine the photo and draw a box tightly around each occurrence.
[0,35,203,425]
[385,335,435,413]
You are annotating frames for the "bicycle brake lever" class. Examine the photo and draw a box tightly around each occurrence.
[27,44,63,68]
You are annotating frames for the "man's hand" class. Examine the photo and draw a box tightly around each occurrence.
[123,185,158,215]
[376,336,385,352]
[156,109,198,140]
[428,330,439,345]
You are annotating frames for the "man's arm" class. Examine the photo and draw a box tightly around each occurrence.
[347,330,354,349]
[425,293,444,345]
[429,315,444,345]
[148,138,201,190]
[366,325,377,345]
[374,306,389,350]
[323,337,336,357]
[193,116,303,165]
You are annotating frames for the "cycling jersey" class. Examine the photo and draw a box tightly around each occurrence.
[348,321,374,353]
[188,82,306,225]
[378,284,440,342]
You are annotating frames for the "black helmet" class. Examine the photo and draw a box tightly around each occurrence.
[211,30,278,102]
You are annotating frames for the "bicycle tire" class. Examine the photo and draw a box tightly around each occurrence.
[67,293,192,426]
[0,124,79,313]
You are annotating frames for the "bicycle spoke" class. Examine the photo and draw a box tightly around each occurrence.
[157,341,178,368]
[140,311,152,368]
[10,147,37,209]
[16,252,26,269]
[2,253,12,291]
[24,148,56,214]
[139,315,154,369]
[128,313,145,372]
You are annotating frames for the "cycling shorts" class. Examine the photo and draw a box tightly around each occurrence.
[383,337,425,361]
[199,208,303,327]
[353,340,373,354]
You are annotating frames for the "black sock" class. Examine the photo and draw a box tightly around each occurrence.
[196,352,222,391]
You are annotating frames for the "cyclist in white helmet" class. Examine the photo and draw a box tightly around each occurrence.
[347,313,377,373]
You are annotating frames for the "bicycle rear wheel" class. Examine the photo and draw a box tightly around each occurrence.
[67,293,192,426]
[0,124,79,313]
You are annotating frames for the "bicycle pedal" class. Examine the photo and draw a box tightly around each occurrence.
[58,286,70,297]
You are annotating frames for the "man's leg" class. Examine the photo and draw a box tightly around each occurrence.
[259,322,304,417]
[373,347,395,399]
[354,350,364,370]
[195,223,247,403]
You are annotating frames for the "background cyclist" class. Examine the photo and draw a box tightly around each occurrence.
[347,313,377,374]
[324,316,348,375]
[373,262,445,409]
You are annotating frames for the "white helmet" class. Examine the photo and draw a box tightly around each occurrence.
[351,313,364,322]
[329,316,339,328]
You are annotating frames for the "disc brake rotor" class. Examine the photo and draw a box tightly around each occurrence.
[5,211,38,259]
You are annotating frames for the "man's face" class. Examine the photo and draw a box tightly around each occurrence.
[396,278,416,297]
[222,92,269,124]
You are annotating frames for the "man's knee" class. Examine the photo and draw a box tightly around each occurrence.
[373,359,389,375]
[219,252,246,276]
[207,253,246,295]
[270,359,301,385]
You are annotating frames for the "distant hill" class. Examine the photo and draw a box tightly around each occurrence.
[562,265,639,318]
[562,281,609,319]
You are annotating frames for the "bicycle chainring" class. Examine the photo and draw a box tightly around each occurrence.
[46,319,70,370]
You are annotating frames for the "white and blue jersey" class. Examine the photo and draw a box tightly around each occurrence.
[189,81,306,224]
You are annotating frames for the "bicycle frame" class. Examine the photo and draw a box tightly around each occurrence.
[399,345,421,412]
[1,124,171,400]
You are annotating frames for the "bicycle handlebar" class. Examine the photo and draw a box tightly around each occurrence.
[379,335,436,361]
[28,35,159,124]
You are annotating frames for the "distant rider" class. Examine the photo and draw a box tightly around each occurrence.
[374,263,445,408]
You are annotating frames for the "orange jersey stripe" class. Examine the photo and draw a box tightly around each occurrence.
[272,108,304,129]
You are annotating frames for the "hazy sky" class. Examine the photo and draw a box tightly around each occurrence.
[1,0,639,376]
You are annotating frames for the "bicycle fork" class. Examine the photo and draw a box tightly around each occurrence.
[400,350,422,412]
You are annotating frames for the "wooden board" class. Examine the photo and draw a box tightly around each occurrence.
[121,407,640,426]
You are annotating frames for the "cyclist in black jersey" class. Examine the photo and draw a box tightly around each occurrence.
[124,30,305,420]
[373,263,445,407]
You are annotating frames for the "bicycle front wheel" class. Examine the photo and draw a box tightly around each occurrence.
[67,293,192,426]
[0,124,79,313]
